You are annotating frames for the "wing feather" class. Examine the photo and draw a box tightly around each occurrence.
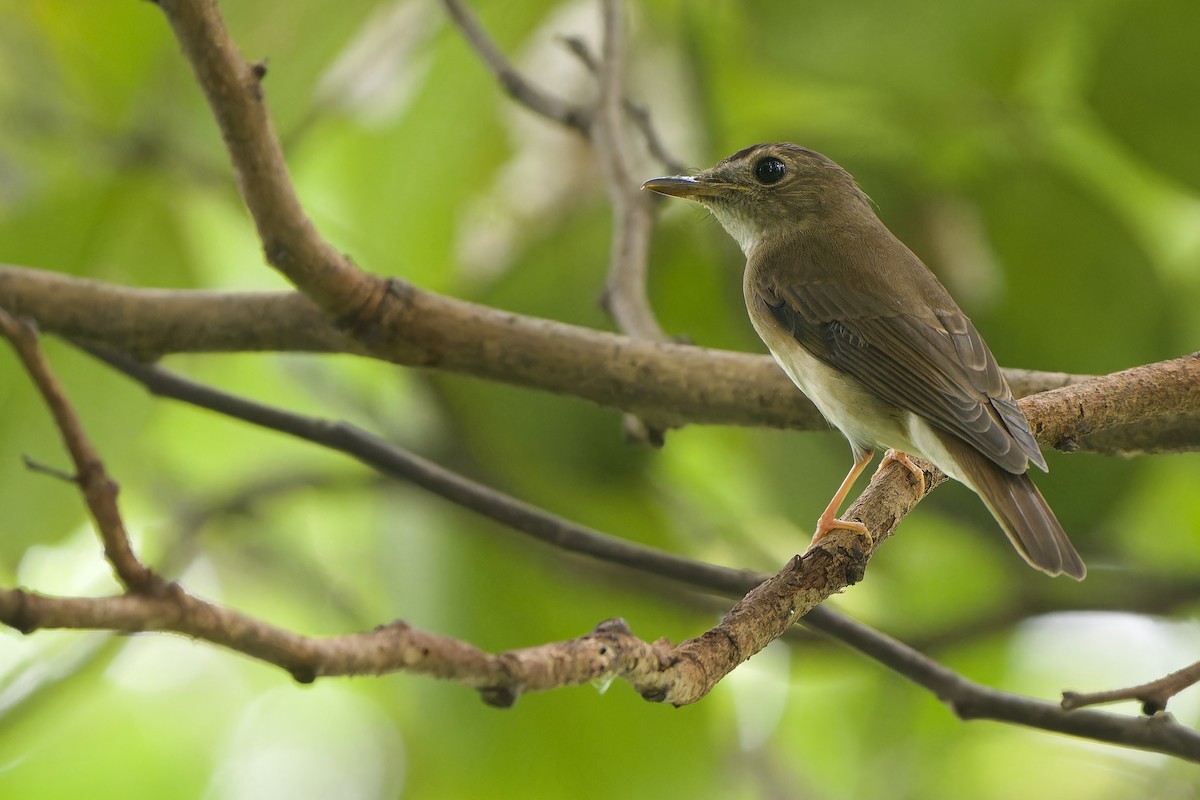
[760,279,1045,474]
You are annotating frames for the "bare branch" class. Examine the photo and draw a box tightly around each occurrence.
[0,266,355,357]
[442,0,670,348]
[1024,354,1200,454]
[592,0,669,345]
[442,0,686,177]
[584,0,672,444]
[560,34,688,175]
[1063,659,1200,715]
[72,345,921,706]
[0,308,157,592]
[0,340,1191,759]
[438,0,589,132]
[44,349,983,707]
[156,0,384,322]
[0,586,631,693]
[77,343,759,595]
[5,265,1194,454]
[806,606,1200,761]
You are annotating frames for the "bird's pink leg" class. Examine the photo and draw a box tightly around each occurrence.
[811,449,874,545]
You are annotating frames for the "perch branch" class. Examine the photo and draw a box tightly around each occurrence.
[0,340,1193,759]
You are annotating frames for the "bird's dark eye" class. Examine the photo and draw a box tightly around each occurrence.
[753,156,787,185]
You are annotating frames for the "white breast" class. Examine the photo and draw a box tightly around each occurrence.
[747,301,917,460]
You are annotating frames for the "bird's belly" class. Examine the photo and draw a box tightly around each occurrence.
[754,320,914,457]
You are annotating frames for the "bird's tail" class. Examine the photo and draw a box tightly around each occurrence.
[940,436,1086,580]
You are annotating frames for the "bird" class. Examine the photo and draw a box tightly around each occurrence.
[643,143,1085,579]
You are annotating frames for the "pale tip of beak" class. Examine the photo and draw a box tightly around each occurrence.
[641,175,704,199]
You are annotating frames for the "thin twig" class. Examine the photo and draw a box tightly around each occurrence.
[21,455,79,484]
[806,607,1200,760]
[438,0,589,132]
[0,308,157,592]
[1063,659,1200,715]
[560,35,687,174]
[592,0,669,345]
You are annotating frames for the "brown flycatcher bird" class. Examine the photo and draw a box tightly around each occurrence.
[644,143,1085,579]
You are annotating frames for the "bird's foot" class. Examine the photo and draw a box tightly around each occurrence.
[873,449,926,495]
[809,513,871,552]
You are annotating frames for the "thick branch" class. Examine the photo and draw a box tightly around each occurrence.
[0,267,355,356]
[5,265,1195,455]
[156,0,383,321]
[1023,354,1200,454]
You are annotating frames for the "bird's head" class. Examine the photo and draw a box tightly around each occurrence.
[642,143,869,258]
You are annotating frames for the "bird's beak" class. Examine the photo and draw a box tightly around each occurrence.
[642,175,717,200]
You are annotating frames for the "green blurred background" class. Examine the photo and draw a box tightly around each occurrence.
[2,0,1199,797]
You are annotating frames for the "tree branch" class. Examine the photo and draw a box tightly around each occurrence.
[1,340,1194,759]
[1063,659,1200,715]
[1022,354,1200,454]
[4,265,1195,455]
[77,343,761,596]
[560,35,688,175]
[156,0,385,323]
[0,309,157,592]
[592,0,668,345]
[438,0,591,132]
[72,343,927,707]
[806,607,1200,761]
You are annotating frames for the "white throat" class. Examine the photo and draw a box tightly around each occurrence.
[708,206,763,260]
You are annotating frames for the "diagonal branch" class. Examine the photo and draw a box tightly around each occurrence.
[74,342,920,704]
[78,343,759,595]
[0,309,157,592]
[806,606,1200,761]
[0,340,1190,759]
[439,0,591,132]
[156,0,385,324]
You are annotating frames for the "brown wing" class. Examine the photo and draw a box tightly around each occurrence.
[760,278,1045,474]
